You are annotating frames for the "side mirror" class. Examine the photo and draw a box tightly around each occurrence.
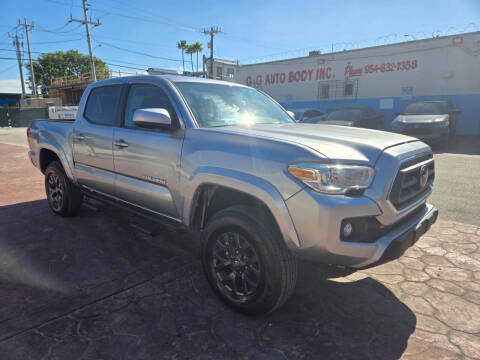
[394,111,401,116]
[286,110,295,120]
[133,108,172,129]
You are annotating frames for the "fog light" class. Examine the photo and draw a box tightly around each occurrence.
[343,223,353,237]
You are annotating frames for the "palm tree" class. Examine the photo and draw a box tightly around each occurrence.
[193,42,203,73]
[186,45,195,74]
[176,40,187,74]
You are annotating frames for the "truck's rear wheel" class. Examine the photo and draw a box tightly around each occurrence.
[201,205,297,315]
[45,161,82,216]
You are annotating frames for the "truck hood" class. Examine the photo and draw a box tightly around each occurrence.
[317,120,355,126]
[395,114,449,123]
[212,123,418,165]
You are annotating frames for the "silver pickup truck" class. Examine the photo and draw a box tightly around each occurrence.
[28,75,438,315]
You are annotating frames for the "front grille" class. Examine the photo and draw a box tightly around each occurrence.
[389,153,434,208]
[402,128,432,136]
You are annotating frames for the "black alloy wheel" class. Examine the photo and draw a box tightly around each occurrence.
[211,230,262,302]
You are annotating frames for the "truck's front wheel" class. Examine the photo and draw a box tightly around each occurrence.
[201,205,297,315]
[45,161,83,216]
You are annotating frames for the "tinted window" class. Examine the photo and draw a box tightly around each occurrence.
[84,85,121,125]
[303,110,323,119]
[326,109,362,122]
[124,84,177,128]
[403,101,449,115]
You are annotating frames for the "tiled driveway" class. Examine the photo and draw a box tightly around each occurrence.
[0,142,479,359]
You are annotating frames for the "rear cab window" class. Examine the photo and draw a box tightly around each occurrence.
[84,85,122,126]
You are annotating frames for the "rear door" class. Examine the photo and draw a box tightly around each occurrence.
[112,82,184,219]
[72,84,122,194]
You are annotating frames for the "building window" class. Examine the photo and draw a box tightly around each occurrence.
[344,82,354,96]
[227,68,235,79]
[319,83,329,99]
[216,67,223,79]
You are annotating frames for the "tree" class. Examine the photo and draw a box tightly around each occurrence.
[176,40,187,74]
[186,45,195,74]
[25,50,109,95]
[193,42,203,73]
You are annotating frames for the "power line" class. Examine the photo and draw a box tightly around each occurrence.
[94,39,186,62]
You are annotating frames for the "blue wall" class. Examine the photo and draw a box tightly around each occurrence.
[282,93,480,135]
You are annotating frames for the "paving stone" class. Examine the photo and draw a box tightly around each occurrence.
[457,281,480,292]
[474,272,480,281]
[399,256,425,270]
[368,274,404,284]
[464,291,480,305]
[442,242,477,255]
[399,281,429,296]
[424,290,480,332]
[427,279,465,295]
[424,266,471,282]
[415,314,449,334]
[444,253,480,271]
[423,247,447,256]
[449,330,480,359]
[402,295,436,315]
[361,261,404,275]
[422,255,454,267]
[404,268,430,282]
[403,246,424,258]
[411,330,461,354]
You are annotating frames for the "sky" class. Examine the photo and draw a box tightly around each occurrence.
[1,0,479,91]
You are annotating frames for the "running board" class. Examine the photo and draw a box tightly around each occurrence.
[81,189,187,232]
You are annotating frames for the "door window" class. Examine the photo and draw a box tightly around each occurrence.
[124,84,177,128]
[84,85,121,126]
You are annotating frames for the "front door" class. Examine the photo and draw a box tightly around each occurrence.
[113,83,184,219]
[73,84,122,194]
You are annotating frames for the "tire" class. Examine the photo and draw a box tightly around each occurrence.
[45,161,83,216]
[201,205,298,315]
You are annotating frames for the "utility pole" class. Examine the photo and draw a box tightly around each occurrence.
[20,19,37,96]
[202,26,221,79]
[70,0,100,82]
[9,32,26,98]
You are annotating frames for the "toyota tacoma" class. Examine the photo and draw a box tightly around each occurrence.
[27,75,438,314]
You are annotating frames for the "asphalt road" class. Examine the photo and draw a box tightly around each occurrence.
[1,126,479,226]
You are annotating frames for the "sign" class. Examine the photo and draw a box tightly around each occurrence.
[48,106,78,120]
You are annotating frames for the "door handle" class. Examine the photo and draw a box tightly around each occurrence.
[73,133,92,141]
[114,139,129,148]
[73,134,86,141]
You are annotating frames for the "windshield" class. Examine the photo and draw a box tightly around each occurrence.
[403,101,448,115]
[325,109,362,122]
[175,82,294,128]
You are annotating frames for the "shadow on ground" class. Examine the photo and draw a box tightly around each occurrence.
[0,199,416,359]
[429,135,480,155]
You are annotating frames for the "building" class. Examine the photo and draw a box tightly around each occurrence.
[204,57,238,81]
[235,31,480,134]
[48,71,109,105]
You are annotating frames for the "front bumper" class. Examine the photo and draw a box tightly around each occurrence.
[392,123,449,140]
[285,141,437,268]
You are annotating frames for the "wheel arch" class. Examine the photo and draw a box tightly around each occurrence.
[38,144,75,181]
[184,167,301,250]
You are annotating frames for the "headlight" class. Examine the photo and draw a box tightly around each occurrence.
[433,117,449,125]
[288,164,375,194]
